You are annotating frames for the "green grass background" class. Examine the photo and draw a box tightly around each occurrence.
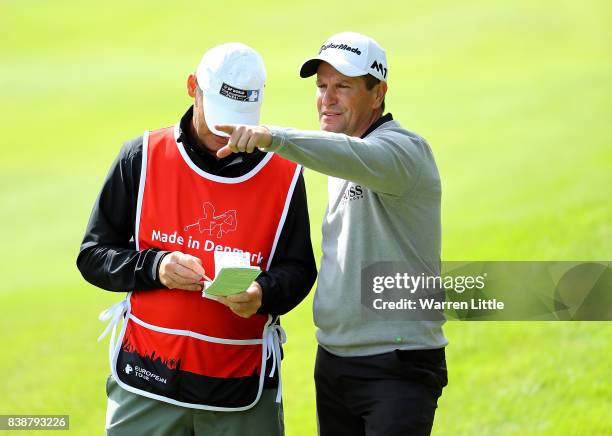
[1,0,611,434]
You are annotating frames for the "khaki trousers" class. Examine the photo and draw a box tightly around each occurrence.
[105,376,284,436]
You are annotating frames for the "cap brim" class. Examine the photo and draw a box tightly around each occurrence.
[203,96,261,137]
[299,56,367,78]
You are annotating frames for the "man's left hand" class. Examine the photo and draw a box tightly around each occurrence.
[215,125,272,158]
[218,281,263,318]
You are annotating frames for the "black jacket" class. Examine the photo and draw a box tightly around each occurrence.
[77,107,317,316]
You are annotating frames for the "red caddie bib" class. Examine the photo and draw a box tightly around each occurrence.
[98,124,301,411]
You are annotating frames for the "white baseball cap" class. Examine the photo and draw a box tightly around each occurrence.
[196,42,266,137]
[299,32,388,82]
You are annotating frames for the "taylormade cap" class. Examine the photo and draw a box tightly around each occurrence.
[196,43,266,137]
[299,32,388,82]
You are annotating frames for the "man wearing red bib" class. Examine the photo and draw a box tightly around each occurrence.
[77,43,317,435]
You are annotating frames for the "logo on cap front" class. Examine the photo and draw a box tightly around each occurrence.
[319,42,362,56]
[219,83,260,102]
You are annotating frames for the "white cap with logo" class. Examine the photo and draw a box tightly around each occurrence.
[196,42,266,137]
[299,32,388,82]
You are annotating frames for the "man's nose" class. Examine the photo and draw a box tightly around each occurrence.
[321,87,337,106]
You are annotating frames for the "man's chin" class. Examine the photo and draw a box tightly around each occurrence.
[320,122,344,134]
[204,135,229,151]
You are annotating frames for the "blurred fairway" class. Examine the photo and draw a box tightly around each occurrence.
[1,0,611,434]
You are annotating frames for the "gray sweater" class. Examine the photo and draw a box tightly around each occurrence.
[268,117,448,356]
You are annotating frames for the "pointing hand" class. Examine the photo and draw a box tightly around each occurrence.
[215,124,272,158]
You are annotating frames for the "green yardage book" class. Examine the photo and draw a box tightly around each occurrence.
[203,267,261,297]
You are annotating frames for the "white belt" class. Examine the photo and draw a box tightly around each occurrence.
[264,322,287,404]
[97,299,128,363]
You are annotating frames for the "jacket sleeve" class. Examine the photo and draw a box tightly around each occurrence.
[76,137,168,292]
[255,172,317,316]
[267,127,429,196]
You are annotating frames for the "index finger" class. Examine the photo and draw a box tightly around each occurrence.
[170,263,202,283]
[177,253,206,277]
[214,124,236,135]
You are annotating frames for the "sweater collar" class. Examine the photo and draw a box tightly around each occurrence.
[360,113,393,139]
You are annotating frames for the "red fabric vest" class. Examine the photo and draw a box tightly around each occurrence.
[110,125,300,410]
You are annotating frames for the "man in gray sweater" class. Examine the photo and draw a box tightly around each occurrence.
[216,32,448,436]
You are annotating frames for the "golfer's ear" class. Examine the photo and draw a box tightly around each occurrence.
[187,73,197,98]
[374,81,387,109]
